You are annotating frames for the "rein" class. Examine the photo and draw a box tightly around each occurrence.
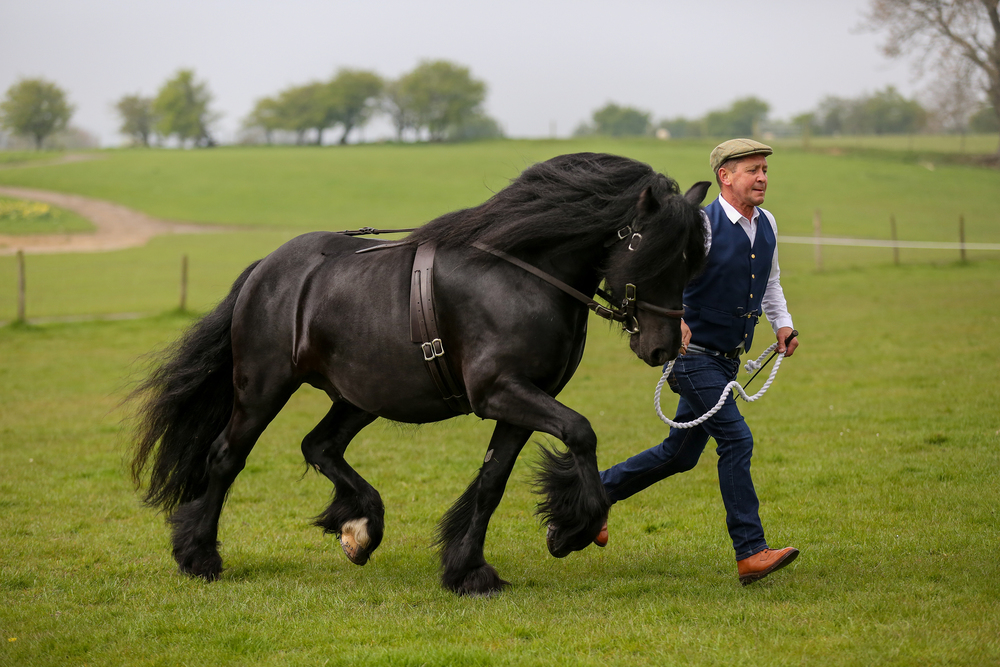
[337,225,684,334]
[470,243,681,332]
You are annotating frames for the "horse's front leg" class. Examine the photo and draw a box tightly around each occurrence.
[474,378,611,562]
[437,421,531,596]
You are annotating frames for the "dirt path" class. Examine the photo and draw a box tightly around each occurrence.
[0,184,229,255]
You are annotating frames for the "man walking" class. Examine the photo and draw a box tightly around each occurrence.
[599,139,799,585]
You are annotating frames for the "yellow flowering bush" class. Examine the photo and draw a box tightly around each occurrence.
[0,197,53,221]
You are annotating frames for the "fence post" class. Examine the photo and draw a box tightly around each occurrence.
[890,214,900,266]
[959,214,966,263]
[16,250,26,324]
[813,209,823,272]
[180,254,189,312]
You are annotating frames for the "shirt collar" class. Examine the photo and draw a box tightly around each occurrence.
[718,195,759,225]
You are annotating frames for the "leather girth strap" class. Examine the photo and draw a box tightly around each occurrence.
[410,242,472,415]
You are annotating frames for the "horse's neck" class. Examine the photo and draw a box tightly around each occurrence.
[521,244,604,296]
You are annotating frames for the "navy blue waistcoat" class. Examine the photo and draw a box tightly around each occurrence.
[683,199,775,352]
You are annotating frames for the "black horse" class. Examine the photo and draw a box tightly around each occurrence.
[129,152,709,596]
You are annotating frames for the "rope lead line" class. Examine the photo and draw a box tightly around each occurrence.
[654,341,786,429]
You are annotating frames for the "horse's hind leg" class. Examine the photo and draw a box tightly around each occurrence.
[170,388,293,580]
[300,401,381,565]
[438,422,532,596]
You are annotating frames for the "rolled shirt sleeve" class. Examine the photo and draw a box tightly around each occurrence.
[759,209,793,334]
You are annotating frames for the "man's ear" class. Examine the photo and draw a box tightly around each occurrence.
[684,181,711,206]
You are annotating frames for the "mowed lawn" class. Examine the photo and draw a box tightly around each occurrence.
[1,140,999,665]
[1,260,998,666]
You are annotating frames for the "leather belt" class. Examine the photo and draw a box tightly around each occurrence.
[409,242,472,414]
[685,343,743,359]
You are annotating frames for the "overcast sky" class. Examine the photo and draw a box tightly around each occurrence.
[0,0,922,146]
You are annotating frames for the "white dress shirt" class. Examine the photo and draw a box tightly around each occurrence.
[699,195,794,335]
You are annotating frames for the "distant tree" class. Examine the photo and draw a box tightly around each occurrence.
[242,95,283,144]
[305,82,341,145]
[792,112,818,146]
[864,86,927,133]
[865,0,1000,153]
[115,94,157,147]
[153,69,216,147]
[0,78,74,150]
[277,83,330,145]
[813,88,926,135]
[328,68,383,144]
[970,102,1000,131]
[704,97,770,137]
[447,112,504,141]
[396,60,487,141]
[656,117,704,139]
[591,103,652,136]
[383,78,419,141]
[925,61,981,139]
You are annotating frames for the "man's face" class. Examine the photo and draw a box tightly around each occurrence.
[720,155,768,210]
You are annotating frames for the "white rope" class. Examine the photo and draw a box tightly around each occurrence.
[654,342,786,429]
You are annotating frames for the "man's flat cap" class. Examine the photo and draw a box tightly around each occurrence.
[710,138,773,174]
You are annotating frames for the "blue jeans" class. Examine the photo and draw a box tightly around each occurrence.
[599,352,768,561]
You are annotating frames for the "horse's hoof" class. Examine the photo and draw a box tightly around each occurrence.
[339,532,370,566]
[446,564,511,597]
[177,550,223,581]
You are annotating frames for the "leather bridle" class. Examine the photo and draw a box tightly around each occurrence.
[470,242,682,335]
[341,225,685,335]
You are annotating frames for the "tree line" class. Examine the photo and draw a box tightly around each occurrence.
[577,87,997,142]
[241,60,501,145]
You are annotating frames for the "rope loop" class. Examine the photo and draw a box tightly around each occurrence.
[654,342,785,429]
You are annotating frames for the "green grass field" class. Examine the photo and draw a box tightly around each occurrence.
[1,138,998,322]
[1,139,999,665]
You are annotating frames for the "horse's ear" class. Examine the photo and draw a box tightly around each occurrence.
[684,181,712,206]
[637,186,660,219]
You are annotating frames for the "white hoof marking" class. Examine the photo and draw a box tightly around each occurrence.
[341,518,370,549]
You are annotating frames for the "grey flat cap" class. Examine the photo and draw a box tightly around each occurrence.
[710,138,773,174]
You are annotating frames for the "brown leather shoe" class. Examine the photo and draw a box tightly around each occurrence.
[593,519,609,548]
[737,547,799,585]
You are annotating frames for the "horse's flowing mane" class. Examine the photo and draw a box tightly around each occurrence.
[406,152,707,288]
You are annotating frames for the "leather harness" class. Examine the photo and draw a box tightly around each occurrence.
[346,227,684,415]
[408,242,472,415]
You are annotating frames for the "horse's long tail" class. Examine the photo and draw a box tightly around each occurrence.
[128,260,261,513]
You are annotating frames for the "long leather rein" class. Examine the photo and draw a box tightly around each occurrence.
[340,226,684,333]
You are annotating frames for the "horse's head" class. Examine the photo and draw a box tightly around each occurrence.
[605,179,710,367]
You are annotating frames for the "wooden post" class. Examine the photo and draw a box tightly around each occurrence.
[959,214,967,263]
[813,209,823,272]
[180,254,189,312]
[16,250,26,324]
[890,214,900,266]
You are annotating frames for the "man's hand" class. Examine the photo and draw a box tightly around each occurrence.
[680,319,692,354]
[777,326,798,357]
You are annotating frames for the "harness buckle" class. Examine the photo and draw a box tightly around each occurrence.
[628,232,643,251]
[624,283,637,303]
[421,338,445,361]
[617,226,631,240]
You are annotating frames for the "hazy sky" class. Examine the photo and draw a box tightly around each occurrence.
[1,0,922,146]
